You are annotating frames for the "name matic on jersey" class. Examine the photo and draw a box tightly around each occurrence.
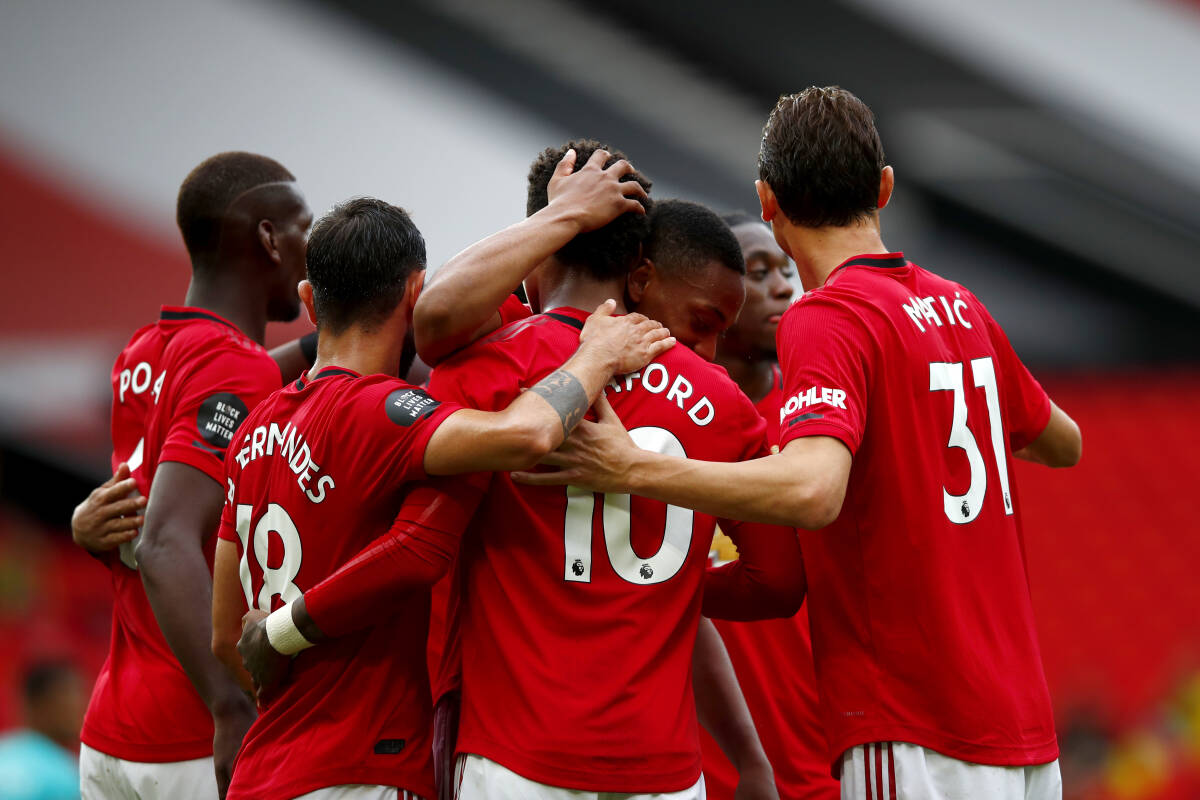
[902,292,973,333]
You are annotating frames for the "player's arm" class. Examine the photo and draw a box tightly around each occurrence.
[422,301,674,475]
[269,331,318,383]
[693,618,778,800]
[414,147,648,365]
[237,478,484,694]
[515,395,852,529]
[704,520,806,621]
[212,538,254,693]
[135,463,256,797]
[1015,400,1081,467]
[71,462,146,556]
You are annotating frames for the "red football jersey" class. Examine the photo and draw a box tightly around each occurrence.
[217,367,461,800]
[776,253,1056,770]
[81,306,280,763]
[701,368,839,800]
[429,306,778,793]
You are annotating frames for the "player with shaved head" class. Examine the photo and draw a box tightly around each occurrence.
[75,151,312,799]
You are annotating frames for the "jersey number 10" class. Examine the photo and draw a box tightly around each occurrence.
[929,356,1013,525]
[562,426,695,585]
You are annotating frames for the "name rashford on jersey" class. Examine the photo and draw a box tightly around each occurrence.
[428,306,801,793]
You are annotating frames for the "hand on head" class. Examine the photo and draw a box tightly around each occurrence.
[547,148,650,233]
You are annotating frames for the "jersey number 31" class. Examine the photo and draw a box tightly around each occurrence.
[929,357,1013,525]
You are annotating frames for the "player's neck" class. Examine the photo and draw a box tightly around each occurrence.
[538,273,628,316]
[716,351,776,404]
[309,326,403,380]
[184,274,267,344]
[783,221,888,291]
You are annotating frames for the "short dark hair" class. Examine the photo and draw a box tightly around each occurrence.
[758,87,885,228]
[305,198,426,334]
[526,139,653,281]
[176,151,296,260]
[23,661,77,705]
[648,200,745,277]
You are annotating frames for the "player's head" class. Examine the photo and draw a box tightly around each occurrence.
[21,660,85,750]
[176,151,312,322]
[756,87,892,236]
[627,200,746,362]
[524,139,652,309]
[717,211,795,361]
[300,197,427,338]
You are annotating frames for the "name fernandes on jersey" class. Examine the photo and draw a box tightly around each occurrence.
[233,421,335,503]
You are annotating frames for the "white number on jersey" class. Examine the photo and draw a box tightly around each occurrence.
[929,357,1013,524]
[563,426,694,585]
[234,503,304,610]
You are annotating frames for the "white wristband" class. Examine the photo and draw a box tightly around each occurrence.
[264,601,314,656]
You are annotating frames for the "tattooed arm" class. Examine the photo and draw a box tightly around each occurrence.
[423,300,674,476]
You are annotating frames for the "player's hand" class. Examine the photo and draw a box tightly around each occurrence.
[546,147,649,232]
[512,394,638,494]
[71,462,146,553]
[734,761,780,800]
[212,693,256,799]
[579,299,675,374]
[237,610,290,701]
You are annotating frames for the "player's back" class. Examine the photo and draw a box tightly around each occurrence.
[82,306,278,763]
[777,254,1056,768]
[221,367,459,800]
[430,306,768,793]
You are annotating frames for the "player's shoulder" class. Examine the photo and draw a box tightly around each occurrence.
[656,345,744,401]
[323,372,444,427]
[163,316,276,386]
[644,346,763,435]
[444,312,572,375]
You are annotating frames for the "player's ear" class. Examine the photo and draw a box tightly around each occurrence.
[298,280,318,326]
[403,269,425,323]
[755,180,779,224]
[877,166,895,211]
[257,219,281,265]
[626,258,653,305]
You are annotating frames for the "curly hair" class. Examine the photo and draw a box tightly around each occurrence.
[758,87,885,228]
[526,139,653,281]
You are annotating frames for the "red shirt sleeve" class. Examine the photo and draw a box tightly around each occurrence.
[304,475,488,637]
[429,339,526,412]
[703,519,806,620]
[497,294,533,327]
[777,295,873,454]
[160,352,280,485]
[979,305,1051,452]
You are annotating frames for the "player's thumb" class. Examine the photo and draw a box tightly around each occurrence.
[554,148,577,178]
[108,462,131,485]
[592,298,617,318]
[595,393,621,424]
